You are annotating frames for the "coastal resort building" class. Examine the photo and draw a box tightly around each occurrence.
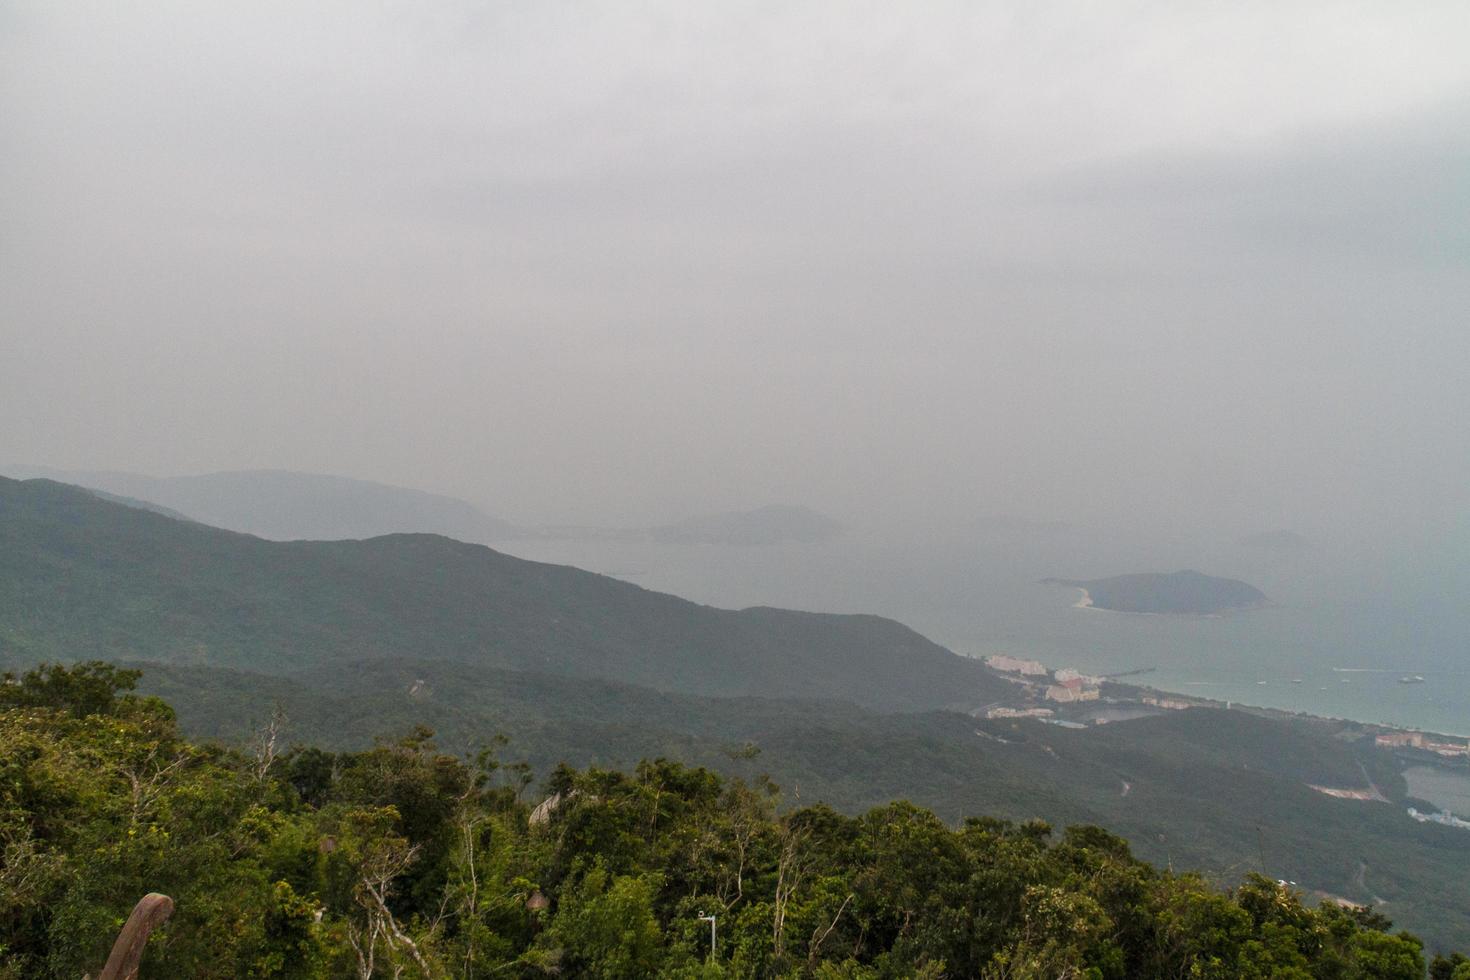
[1375,731,1470,758]
[1045,677,1100,703]
[985,655,1048,676]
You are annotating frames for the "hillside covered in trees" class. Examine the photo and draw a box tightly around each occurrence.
[3,663,1465,979]
[129,655,1470,955]
[5,477,1470,953]
[0,477,1003,711]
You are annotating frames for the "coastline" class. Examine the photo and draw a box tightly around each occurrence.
[1031,582,1458,733]
[977,639,1470,744]
[1113,678,1470,743]
[1087,674,1470,745]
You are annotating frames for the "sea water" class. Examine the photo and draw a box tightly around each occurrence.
[498,520,1469,736]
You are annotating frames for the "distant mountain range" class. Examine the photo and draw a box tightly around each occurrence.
[1044,569,1267,614]
[0,477,992,711]
[543,504,845,546]
[0,465,520,542]
[0,465,844,548]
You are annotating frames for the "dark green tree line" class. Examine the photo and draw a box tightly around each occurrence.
[0,663,1447,978]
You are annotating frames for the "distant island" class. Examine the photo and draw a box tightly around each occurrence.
[540,504,845,547]
[1043,569,1267,615]
[648,504,843,545]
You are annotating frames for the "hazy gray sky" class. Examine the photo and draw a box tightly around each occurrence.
[3,1,1467,533]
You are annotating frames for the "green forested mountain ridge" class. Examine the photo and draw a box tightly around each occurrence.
[1,664,1461,979]
[0,477,1006,711]
[131,657,1470,953]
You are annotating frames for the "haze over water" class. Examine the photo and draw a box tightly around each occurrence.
[501,517,1470,736]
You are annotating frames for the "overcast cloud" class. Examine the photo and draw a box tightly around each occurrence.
[2,1,1467,537]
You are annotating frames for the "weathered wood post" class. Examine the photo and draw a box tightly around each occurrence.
[97,893,174,980]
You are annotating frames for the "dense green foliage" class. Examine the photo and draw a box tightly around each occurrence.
[1,664,1462,979]
[128,657,1470,953]
[0,477,1004,711]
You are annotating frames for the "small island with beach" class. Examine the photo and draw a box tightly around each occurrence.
[1043,569,1267,615]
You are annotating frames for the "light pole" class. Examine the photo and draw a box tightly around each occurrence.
[697,910,717,959]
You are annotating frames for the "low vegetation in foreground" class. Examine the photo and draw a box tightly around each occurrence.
[4,664,1466,979]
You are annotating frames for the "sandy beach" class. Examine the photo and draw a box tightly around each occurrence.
[1065,584,1239,618]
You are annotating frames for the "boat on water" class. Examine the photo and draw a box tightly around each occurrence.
[1399,675,1426,685]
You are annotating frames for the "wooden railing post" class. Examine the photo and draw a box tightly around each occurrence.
[97,893,174,980]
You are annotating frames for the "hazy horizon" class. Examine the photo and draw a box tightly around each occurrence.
[4,2,1468,543]
[1,459,1448,556]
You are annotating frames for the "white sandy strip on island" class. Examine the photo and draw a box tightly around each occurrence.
[1310,784,1388,803]
[1070,587,1158,617]
[1069,586,1147,614]
[1066,585,1239,618]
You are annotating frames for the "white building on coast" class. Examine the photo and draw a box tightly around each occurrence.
[986,655,1048,676]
